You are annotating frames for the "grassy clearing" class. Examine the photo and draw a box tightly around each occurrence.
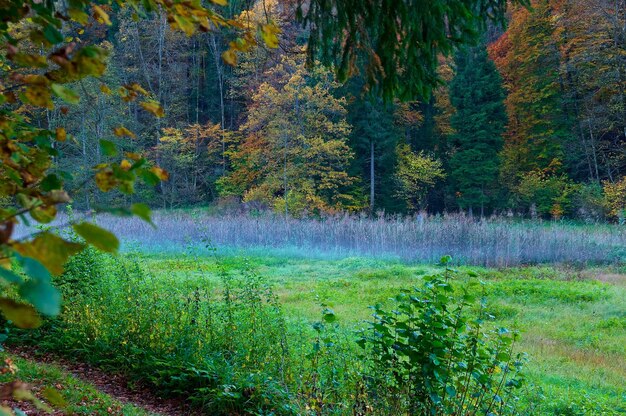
[12,248,625,414]
[0,353,152,415]
[140,252,626,413]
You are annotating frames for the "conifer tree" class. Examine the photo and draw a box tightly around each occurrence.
[448,44,507,215]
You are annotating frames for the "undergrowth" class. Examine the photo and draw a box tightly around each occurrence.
[7,249,565,415]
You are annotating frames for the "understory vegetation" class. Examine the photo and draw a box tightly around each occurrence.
[9,248,625,415]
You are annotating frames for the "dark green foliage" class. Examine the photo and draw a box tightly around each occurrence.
[300,0,526,100]
[358,258,526,415]
[344,80,403,213]
[448,44,507,214]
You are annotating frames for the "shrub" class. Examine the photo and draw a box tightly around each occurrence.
[603,177,626,223]
[357,257,526,415]
[516,170,579,219]
[573,183,607,223]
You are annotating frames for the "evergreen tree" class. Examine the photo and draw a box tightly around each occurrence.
[448,44,507,215]
[344,79,403,214]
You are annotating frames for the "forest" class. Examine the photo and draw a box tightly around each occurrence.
[30,0,626,220]
[0,0,625,415]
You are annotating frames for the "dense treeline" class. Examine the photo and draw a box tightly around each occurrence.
[40,0,626,220]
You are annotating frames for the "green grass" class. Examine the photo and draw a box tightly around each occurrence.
[0,352,152,415]
[138,251,626,413]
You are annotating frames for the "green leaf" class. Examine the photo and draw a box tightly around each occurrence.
[51,84,80,104]
[0,298,42,329]
[73,222,119,253]
[43,25,63,44]
[41,173,62,191]
[21,256,52,283]
[99,140,117,156]
[42,387,67,408]
[322,308,337,323]
[130,203,153,226]
[19,279,61,316]
[0,268,23,285]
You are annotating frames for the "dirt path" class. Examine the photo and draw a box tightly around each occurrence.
[7,346,200,416]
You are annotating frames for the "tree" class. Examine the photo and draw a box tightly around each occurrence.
[300,0,528,100]
[516,166,580,219]
[448,44,507,215]
[394,144,446,212]
[218,56,357,215]
[489,0,571,196]
[558,0,626,183]
[603,176,626,222]
[343,79,402,214]
[154,123,224,207]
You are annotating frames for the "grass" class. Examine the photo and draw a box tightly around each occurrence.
[0,352,152,415]
[138,251,626,413]
[11,247,625,414]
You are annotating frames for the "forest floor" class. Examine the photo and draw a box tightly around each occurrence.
[0,348,197,415]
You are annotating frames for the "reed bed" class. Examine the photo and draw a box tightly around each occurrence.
[89,211,626,266]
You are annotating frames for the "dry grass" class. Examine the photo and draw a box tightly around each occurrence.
[82,211,626,266]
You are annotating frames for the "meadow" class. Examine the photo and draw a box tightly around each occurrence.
[10,212,626,415]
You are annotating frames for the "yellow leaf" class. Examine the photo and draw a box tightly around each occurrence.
[120,159,132,171]
[125,152,142,161]
[95,169,116,192]
[128,83,148,95]
[174,15,195,36]
[150,166,169,181]
[222,49,237,66]
[0,299,42,329]
[68,8,89,24]
[100,84,112,95]
[30,204,57,224]
[261,23,280,48]
[23,86,53,109]
[56,127,66,142]
[13,233,84,276]
[209,0,228,5]
[113,126,136,138]
[140,100,165,118]
[93,5,112,25]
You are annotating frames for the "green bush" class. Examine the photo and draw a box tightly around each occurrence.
[357,257,526,415]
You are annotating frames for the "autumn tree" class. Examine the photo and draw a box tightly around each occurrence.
[154,123,224,207]
[218,56,356,215]
[490,0,570,186]
[558,0,626,183]
[394,144,446,212]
